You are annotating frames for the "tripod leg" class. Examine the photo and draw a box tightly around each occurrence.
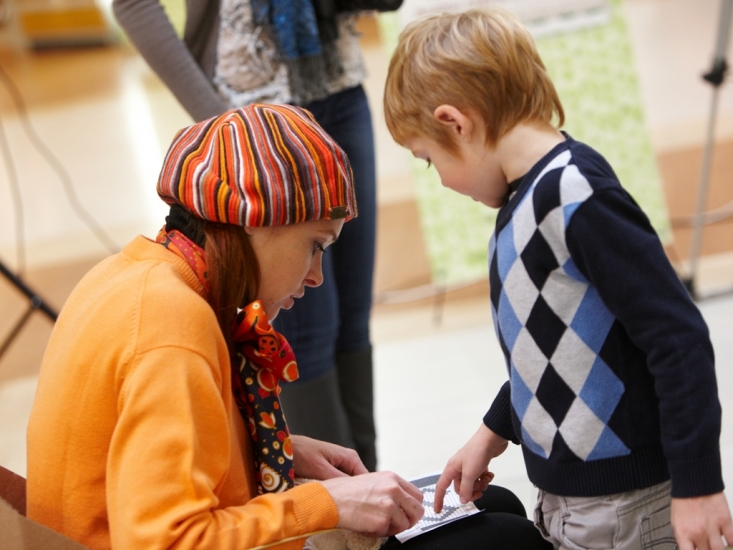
[683,0,732,298]
[0,261,58,322]
[686,85,722,297]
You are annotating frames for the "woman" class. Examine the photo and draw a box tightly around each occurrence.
[26,105,421,549]
[112,0,378,471]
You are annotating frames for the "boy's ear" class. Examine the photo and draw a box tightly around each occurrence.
[433,105,475,140]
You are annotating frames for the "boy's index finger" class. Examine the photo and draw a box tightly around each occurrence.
[432,470,454,513]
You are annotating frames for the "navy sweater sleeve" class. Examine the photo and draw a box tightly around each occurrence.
[483,381,519,444]
[566,187,723,498]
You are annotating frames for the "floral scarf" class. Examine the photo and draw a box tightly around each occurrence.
[156,228,298,494]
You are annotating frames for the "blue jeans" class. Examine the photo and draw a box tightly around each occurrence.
[273,84,376,380]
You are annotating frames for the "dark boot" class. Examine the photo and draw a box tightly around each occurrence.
[335,347,377,471]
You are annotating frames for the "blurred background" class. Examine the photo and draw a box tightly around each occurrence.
[0,0,731,517]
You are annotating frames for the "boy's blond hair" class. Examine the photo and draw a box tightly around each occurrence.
[384,7,565,153]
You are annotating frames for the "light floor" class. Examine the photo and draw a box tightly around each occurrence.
[0,0,732,521]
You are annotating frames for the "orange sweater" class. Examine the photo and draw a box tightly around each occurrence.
[27,236,339,549]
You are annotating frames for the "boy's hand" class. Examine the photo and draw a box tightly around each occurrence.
[291,435,368,480]
[321,472,424,537]
[433,424,508,513]
[671,492,733,550]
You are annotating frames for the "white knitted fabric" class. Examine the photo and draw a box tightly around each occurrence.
[303,530,385,550]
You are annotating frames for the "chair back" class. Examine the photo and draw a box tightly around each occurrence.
[0,465,27,516]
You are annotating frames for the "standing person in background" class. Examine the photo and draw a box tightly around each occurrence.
[112,0,378,470]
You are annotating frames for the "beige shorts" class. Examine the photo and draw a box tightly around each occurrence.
[534,481,678,550]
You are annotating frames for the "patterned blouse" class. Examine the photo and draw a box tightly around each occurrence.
[213,1,367,107]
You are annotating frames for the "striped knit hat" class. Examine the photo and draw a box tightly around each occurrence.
[157,104,356,226]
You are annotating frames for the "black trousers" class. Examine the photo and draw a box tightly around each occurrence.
[381,485,552,549]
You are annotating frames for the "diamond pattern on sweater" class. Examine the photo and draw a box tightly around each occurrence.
[498,289,524,352]
[502,259,538,325]
[521,230,559,290]
[559,397,607,460]
[551,330,597,394]
[533,168,562,223]
[512,330,550,392]
[535,364,576,426]
[525,295,566,358]
[580,357,625,423]
[539,206,572,267]
[491,153,630,463]
[570,286,615,353]
[541,268,587,325]
[521,397,557,458]
[512,193,538,253]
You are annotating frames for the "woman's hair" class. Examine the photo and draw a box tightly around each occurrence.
[166,204,260,350]
[384,6,564,154]
[203,223,261,351]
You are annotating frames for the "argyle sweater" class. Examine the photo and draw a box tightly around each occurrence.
[483,135,723,498]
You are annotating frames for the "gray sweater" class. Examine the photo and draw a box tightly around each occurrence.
[114,0,226,121]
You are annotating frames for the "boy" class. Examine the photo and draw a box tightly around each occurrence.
[383,7,733,550]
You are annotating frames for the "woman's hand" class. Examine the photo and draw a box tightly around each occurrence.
[291,435,368,480]
[321,472,425,537]
[293,437,424,536]
[433,423,508,512]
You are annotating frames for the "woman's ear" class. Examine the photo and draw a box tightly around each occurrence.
[433,105,476,141]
